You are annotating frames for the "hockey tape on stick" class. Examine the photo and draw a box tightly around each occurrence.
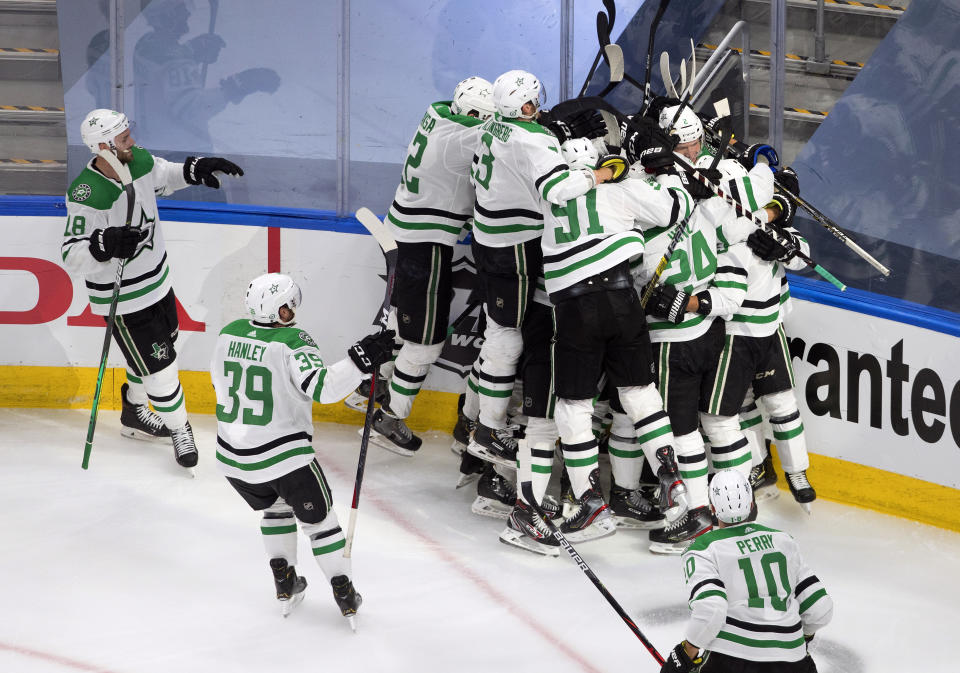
[82,149,136,470]
[520,481,666,665]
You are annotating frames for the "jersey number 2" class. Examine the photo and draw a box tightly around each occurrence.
[217,362,274,426]
[402,131,429,194]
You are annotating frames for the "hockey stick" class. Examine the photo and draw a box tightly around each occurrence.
[199,0,219,88]
[344,207,398,559]
[640,0,671,116]
[577,2,615,97]
[659,51,678,99]
[520,482,665,665]
[81,149,135,470]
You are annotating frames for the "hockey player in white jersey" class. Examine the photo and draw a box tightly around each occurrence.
[662,469,832,672]
[467,69,616,467]
[700,165,818,512]
[61,108,242,471]
[633,107,775,553]
[362,76,496,456]
[211,273,395,623]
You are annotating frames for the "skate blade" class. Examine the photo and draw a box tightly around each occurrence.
[359,429,417,457]
[613,515,665,530]
[471,496,512,520]
[498,527,560,557]
[799,501,813,515]
[561,517,616,543]
[179,465,197,478]
[755,485,780,503]
[120,427,170,442]
[648,539,692,555]
[455,472,481,489]
[465,442,516,470]
[280,591,305,618]
[345,614,358,632]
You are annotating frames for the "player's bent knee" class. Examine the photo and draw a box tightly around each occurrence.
[397,340,444,367]
[555,398,594,443]
[760,389,799,418]
[617,384,664,421]
[480,319,523,365]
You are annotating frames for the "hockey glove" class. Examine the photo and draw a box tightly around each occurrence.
[643,282,690,324]
[624,115,676,164]
[775,166,800,197]
[679,168,722,200]
[220,67,281,103]
[767,193,797,228]
[89,227,148,262]
[747,225,800,263]
[660,642,708,673]
[348,329,397,375]
[644,95,681,122]
[540,107,607,143]
[737,143,779,173]
[183,156,244,189]
[638,145,677,174]
[596,154,629,183]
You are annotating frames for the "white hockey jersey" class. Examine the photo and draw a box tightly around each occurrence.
[210,319,364,483]
[61,147,189,315]
[634,163,775,343]
[471,115,595,247]
[682,522,833,662]
[541,175,689,296]
[386,101,485,246]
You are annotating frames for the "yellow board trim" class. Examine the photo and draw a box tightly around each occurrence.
[4,365,959,531]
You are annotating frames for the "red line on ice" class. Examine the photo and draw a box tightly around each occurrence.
[0,642,125,673]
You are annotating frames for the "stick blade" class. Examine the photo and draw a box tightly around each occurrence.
[660,51,677,99]
[713,97,731,118]
[355,207,397,253]
[604,44,624,82]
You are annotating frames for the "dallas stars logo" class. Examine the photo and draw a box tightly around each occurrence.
[127,209,157,260]
[88,117,99,126]
[270,283,279,294]
[150,342,170,361]
[71,183,92,202]
[515,76,525,86]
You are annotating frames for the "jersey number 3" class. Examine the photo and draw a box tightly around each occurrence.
[217,362,274,426]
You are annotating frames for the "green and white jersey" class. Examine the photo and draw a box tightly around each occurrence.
[61,146,188,315]
[387,102,485,246]
[713,224,809,339]
[682,522,833,662]
[635,163,775,343]
[210,319,364,483]
[541,174,689,296]
[471,115,596,248]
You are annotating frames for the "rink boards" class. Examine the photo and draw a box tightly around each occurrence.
[1,206,959,529]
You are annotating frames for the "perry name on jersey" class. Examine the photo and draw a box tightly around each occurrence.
[387,101,485,246]
[61,146,189,315]
[682,522,833,663]
[211,320,335,483]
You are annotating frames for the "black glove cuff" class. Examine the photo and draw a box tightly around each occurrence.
[88,229,111,262]
[183,156,201,185]
[694,291,713,316]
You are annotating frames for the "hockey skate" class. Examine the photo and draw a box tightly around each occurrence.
[470,465,516,520]
[750,452,780,503]
[786,470,816,514]
[343,376,387,412]
[559,464,577,518]
[455,450,486,489]
[655,446,689,522]
[270,557,307,618]
[648,506,714,555]
[559,470,616,542]
[330,575,362,631]
[609,484,665,530]
[466,422,518,469]
[169,422,198,474]
[499,499,561,557]
[119,383,170,441]
[366,408,422,456]
[451,393,476,456]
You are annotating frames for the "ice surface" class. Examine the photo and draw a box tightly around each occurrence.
[1,408,957,673]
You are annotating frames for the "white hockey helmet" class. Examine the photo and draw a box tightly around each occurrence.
[451,76,495,120]
[245,273,302,326]
[709,469,754,524]
[560,137,599,170]
[659,104,703,144]
[80,109,130,154]
[492,69,546,119]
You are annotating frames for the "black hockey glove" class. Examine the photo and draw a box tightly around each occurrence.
[89,227,147,262]
[183,156,244,188]
[540,107,607,143]
[660,642,708,673]
[348,329,397,375]
[737,143,779,172]
[747,224,800,263]
[624,116,676,165]
[775,166,800,197]
[638,144,676,174]
[186,33,225,64]
[644,95,681,122]
[643,282,690,324]
[768,193,797,228]
[679,168,722,200]
[596,154,629,183]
